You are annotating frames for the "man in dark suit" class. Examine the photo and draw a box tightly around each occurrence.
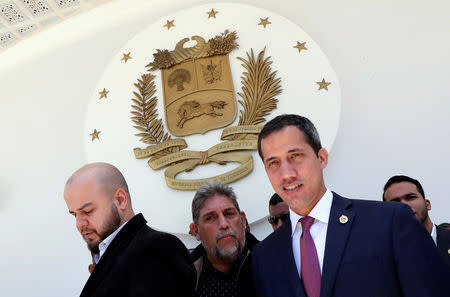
[383,175,450,267]
[64,162,196,297]
[252,114,449,297]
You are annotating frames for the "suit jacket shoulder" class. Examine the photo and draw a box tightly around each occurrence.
[436,224,450,268]
[323,192,450,297]
[80,213,196,297]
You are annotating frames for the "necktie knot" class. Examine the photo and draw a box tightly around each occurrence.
[299,216,315,231]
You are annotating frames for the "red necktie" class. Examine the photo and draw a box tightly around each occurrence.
[299,216,321,297]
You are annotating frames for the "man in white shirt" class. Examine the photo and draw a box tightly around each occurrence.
[251,114,449,297]
[64,162,196,297]
[383,175,450,267]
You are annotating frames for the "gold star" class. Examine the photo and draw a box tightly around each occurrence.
[317,78,331,91]
[207,9,218,18]
[121,52,132,63]
[99,88,109,99]
[294,41,307,53]
[258,17,271,28]
[164,20,175,30]
[90,129,101,141]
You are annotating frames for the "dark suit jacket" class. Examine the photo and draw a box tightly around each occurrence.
[80,213,196,297]
[252,192,450,297]
[437,224,450,268]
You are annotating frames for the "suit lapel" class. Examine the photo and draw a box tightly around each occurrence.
[320,193,354,297]
[80,214,146,297]
[277,217,307,297]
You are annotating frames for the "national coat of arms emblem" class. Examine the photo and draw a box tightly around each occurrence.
[131,30,282,190]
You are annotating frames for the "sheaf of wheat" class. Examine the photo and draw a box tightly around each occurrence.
[237,48,282,126]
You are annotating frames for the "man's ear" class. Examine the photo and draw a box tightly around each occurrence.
[189,223,201,241]
[425,199,431,211]
[318,148,329,169]
[240,211,247,226]
[114,188,128,211]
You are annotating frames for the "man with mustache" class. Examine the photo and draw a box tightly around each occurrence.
[64,162,196,297]
[189,181,258,297]
[251,114,449,297]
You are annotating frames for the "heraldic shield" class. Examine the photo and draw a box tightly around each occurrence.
[161,55,236,137]
[135,30,282,190]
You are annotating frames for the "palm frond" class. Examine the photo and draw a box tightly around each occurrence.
[130,74,174,153]
[237,48,282,125]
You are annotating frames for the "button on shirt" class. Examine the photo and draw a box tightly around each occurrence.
[290,189,332,276]
[93,220,128,264]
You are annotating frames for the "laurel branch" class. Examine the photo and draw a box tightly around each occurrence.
[237,48,282,126]
[131,74,178,157]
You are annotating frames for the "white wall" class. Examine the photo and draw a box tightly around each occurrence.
[1,0,449,296]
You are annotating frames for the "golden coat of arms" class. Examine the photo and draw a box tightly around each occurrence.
[149,32,238,136]
[132,30,282,190]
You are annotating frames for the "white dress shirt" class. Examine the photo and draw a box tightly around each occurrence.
[290,189,332,277]
[94,220,129,264]
[430,223,437,245]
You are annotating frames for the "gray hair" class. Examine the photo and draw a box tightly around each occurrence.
[192,181,240,224]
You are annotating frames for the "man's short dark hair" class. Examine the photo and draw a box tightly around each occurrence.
[257,114,322,160]
[269,193,283,206]
[438,223,450,230]
[382,175,426,201]
[192,181,240,224]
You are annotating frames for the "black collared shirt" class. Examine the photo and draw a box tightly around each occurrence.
[196,249,248,297]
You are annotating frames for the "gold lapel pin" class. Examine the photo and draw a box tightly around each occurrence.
[447,249,450,255]
[339,215,348,224]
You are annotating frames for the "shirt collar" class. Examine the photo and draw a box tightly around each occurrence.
[430,223,437,245]
[94,219,129,264]
[289,189,332,235]
[202,246,248,276]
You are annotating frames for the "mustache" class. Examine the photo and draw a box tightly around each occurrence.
[81,227,97,236]
[216,229,237,242]
[280,178,303,186]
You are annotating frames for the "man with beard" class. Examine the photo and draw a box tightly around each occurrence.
[64,162,196,297]
[383,175,450,267]
[189,182,258,297]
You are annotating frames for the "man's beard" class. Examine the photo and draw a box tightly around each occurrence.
[83,203,121,254]
[417,206,429,225]
[201,228,246,263]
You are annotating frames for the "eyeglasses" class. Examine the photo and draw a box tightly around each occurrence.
[268,213,289,225]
